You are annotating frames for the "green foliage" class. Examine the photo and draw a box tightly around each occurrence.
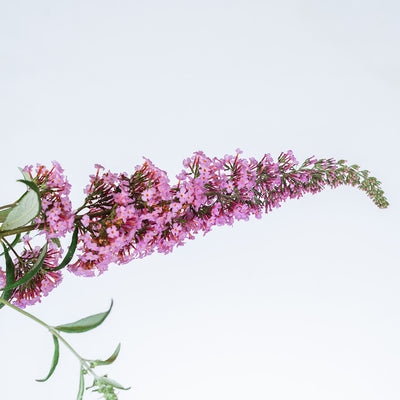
[98,376,130,390]
[0,208,13,223]
[0,234,21,256]
[88,374,130,400]
[0,243,48,292]
[0,179,41,231]
[50,227,78,271]
[54,300,113,333]
[36,334,60,382]
[88,343,121,368]
[0,244,15,309]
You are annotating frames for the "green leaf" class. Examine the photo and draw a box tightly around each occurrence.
[50,227,78,271]
[89,343,121,367]
[55,300,113,333]
[0,243,48,292]
[17,180,42,215]
[76,367,85,400]
[36,334,60,382]
[0,234,21,257]
[99,376,131,390]
[0,208,13,223]
[0,244,16,309]
[0,190,40,231]
[10,233,21,247]
[17,179,42,212]
[18,179,41,198]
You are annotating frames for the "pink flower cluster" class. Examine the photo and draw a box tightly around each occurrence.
[8,243,63,308]
[67,150,388,277]
[0,150,388,307]
[23,161,75,239]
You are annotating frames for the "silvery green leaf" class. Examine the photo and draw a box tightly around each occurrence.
[0,190,40,231]
[0,208,12,223]
[89,343,121,367]
[36,334,60,382]
[55,300,113,333]
[99,376,130,390]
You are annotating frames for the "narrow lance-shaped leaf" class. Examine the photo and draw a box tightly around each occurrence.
[55,300,113,333]
[9,233,21,248]
[76,367,85,400]
[36,334,60,382]
[99,376,131,390]
[51,227,78,271]
[0,242,48,292]
[0,234,21,257]
[88,343,121,367]
[0,244,15,309]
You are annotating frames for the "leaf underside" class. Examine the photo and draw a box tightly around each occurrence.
[0,190,40,231]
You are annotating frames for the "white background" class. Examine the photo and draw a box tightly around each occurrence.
[0,1,399,399]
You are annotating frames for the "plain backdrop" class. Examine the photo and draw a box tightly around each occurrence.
[0,1,399,399]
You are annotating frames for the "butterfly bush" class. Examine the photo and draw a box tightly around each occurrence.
[9,243,63,308]
[0,150,388,307]
[23,161,75,239]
